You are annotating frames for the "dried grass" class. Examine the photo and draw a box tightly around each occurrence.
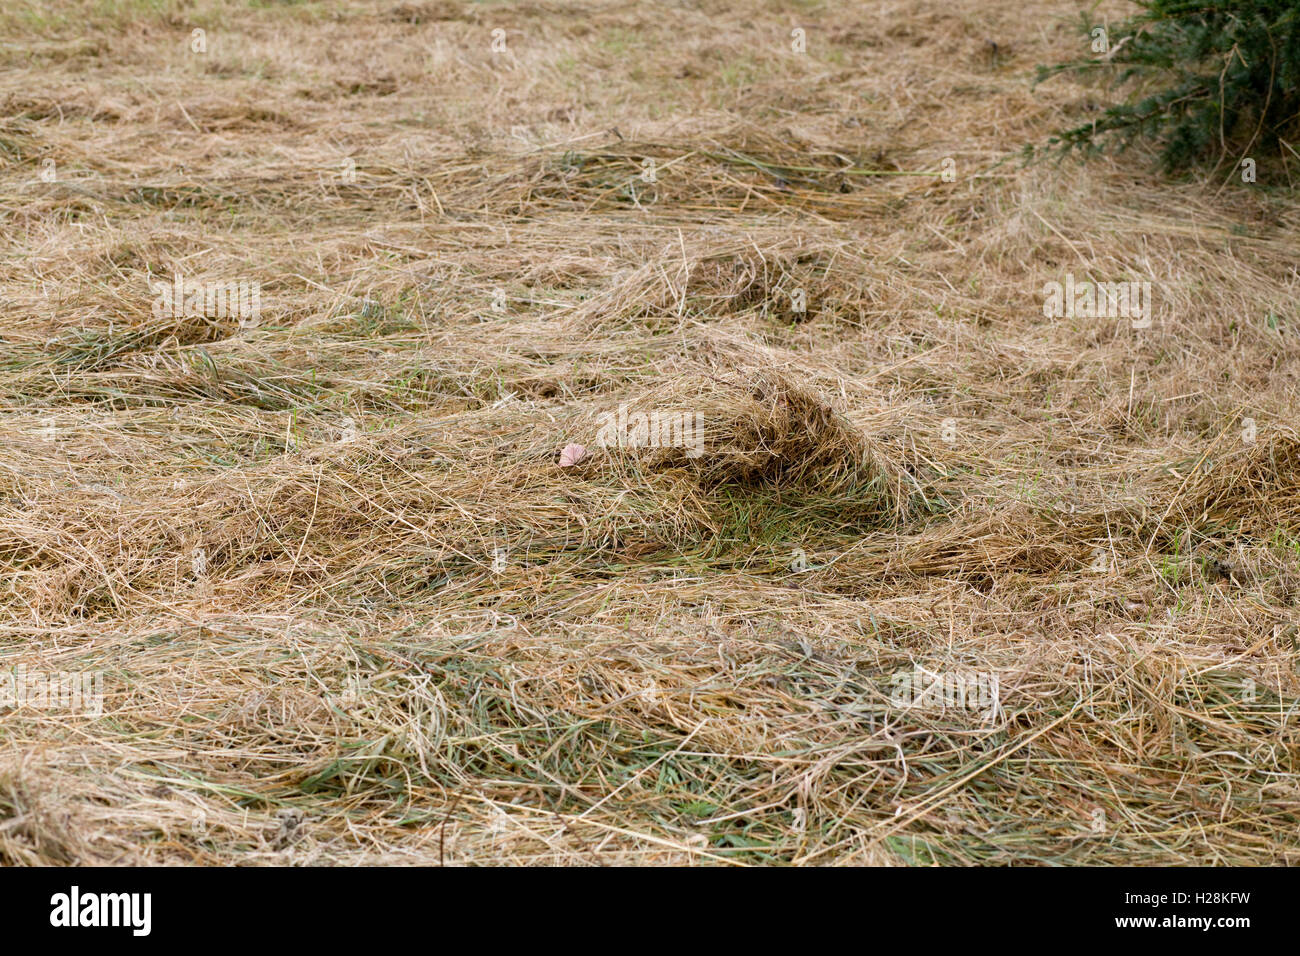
[0,0,1297,865]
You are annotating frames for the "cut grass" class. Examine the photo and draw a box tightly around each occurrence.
[0,0,1297,865]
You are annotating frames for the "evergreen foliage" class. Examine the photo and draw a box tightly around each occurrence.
[1036,1,1300,172]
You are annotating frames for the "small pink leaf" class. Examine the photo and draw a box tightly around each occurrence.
[559,443,588,468]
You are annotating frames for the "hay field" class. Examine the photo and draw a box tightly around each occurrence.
[1,0,1298,865]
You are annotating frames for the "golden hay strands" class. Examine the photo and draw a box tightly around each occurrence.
[0,0,1297,866]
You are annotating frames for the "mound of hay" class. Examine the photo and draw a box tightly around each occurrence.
[1145,426,1300,546]
[570,357,903,515]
